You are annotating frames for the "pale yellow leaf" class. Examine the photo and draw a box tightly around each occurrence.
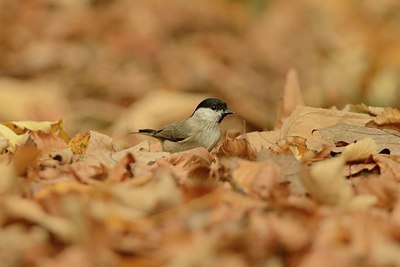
[0,124,28,152]
[341,138,378,162]
[347,195,378,211]
[303,157,353,206]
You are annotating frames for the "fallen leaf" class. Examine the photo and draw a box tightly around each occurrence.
[267,213,310,251]
[344,103,384,116]
[80,131,116,168]
[280,106,373,151]
[373,154,400,182]
[110,167,181,214]
[107,153,135,182]
[68,132,90,155]
[112,141,169,170]
[302,157,353,206]
[373,107,400,125]
[246,130,281,152]
[318,123,400,155]
[0,224,49,266]
[342,162,377,178]
[216,135,256,160]
[0,124,28,152]
[13,144,40,176]
[164,147,212,184]
[0,164,22,195]
[231,159,281,199]
[340,138,378,162]
[258,151,307,195]
[3,119,67,136]
[347,195,378,211]
[275,69,304,129]
[0,196,75,242]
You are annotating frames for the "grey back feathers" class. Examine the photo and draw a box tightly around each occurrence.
[134,98,233,153]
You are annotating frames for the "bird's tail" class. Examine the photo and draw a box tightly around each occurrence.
[130,129,157,136]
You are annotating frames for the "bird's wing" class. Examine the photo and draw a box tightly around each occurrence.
[149,121,191,142]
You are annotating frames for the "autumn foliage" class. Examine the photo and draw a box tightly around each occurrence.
[0,69,400,267]
[1,1,400,267]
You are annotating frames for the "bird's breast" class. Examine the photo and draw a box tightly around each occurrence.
[193,123,221,150]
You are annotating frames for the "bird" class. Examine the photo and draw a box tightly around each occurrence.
[132,98,234,153]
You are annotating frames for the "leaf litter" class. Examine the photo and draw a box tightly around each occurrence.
[2,0,400,265]
[1,80,400,267]
[1,94,400,266]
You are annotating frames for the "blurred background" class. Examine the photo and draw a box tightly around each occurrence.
[1,0,400,145]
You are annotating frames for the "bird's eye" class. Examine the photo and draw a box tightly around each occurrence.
[211,105,217,110]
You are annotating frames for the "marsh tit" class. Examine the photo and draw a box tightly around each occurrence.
[133,98,234,153]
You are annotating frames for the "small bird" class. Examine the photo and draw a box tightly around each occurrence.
[133,98,234,153]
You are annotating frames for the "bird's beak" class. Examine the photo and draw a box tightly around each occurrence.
[224,109,234,115]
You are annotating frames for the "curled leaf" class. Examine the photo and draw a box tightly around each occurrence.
[341,138,378,162]
[217,136,256,160]
[0,124,28,152]
[303,157,353,206]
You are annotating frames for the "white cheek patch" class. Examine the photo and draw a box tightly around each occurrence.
[194,108,222,122]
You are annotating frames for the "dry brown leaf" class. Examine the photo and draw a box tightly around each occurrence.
[373,154,400,182]
[352,176,398,210]
[216,135,256,160]
[318,123,400,155]
[81,132,168,171]
[13,144,40,176]
[246,130,281,152]
[0,196,75,242]
[280,106,373,151]
[0,164,22,195]
[344,103,384,116]
[373,107,400,125]
[110,167,181,214]
[69,162,106,185]
[107,153,135,182]
[81,131,116,168]
[267,214,310,251]
[231,159,281,199]
[0,224,49,266]
[30,131,68,154]
[275,69,304,129]
[302,157,353,206]
[258,152,307,195]
[342,162,377,177]
[299,246,353,267]
[36,247,94,267]
[33,182,91,200]
[112,141,169,172]
[164,147,212,183]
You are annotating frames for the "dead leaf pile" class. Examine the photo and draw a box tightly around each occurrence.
[1,88,400,267]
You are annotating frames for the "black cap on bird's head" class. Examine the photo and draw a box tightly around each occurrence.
[193,98,234,122]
